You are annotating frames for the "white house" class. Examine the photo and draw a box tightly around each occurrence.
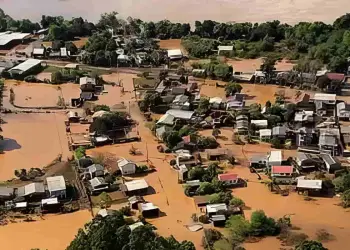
[167,49,183,60]
[251,120,268,129]
[118,158,137,175]
[46,176,66,199]
[206,203,227,217]
[259,129,272,141]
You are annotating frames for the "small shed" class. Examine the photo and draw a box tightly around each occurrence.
[0,187,14,201]
[117,158,137,176]
[251,120,268,129]
[167,49,183,60]
[89,177,109,194]
[218,173,239,186]
[267,151,282,167]
[259,129,272,141]
[138,202,160,217]
[297,179,322,191]
[211,214,226,227]
[320,154,341,173]
[46,176,66,199]
[128,196,145,209]
[86,164,105,179]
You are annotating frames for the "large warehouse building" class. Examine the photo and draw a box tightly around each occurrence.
[0,32,31,50]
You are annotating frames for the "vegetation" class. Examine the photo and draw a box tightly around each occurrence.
[93,104,111,112]
[225,83,242,96]
[67,209,195,250]
[89,112,131,135]
[0,9,40,33]
[333,173,350,193]
[295,240,327,250]
[0,79,3,149]
[75,146,86,159]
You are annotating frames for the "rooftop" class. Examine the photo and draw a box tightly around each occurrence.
[251,120,268,127]
[218,45,234,51]
[0,32,31,46]
[125,179,149,191]
[272,126,287,136]
[166,109,195,120]
[18,182,45,196]
[167,49,183,57]
[89,177,106,187]
[9,59,42,74]
[268,151,282,163]
[218,173,238,181]
[297,179,322,189]
[87,164,104,172]
[271,166,293,174]
[46,176,66,192]
[313,93,336,102]
[0,187,14,197]
[209,97,223,104]
[117,158,135,167]
[80,77,96,86]
[206,203,227,213]
[129,222,144,231]
[157,113,175,125]
[139,202,159,211]
[259,129,272,137]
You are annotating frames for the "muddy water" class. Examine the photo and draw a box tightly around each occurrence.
[0,113,71,180]
[0,210,92,250]
[3,0,349,25]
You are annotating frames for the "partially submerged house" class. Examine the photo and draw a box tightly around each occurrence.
[80,77,96,92]
[117,158,137,176]
[209,97,224,109]
[9,59,42,78]
[128,196,145,210]
[259,129,272,141]
[16,182,46,201]
[205,148,231,161]
[272,126,287,139]
[167,49,183,60]
[320,154,341,173]
[270,166,294,183]
[138,202,160,217]
[218,173,239,186]
[295,152,323,172]
[251,120,268,129]
[337,102,350,120]
[46,176,66,199]
[157,113,175,126]
[122,179,149,196]
[85,164,105,180]
[0,187,14,202]
[312,93,336,117]
[267,151,282,167]
[89,177,109,195]
[166,109,195,121]
[236,120,249,133]
[295,127,316,147]
[206,203,227,217]
[296,179,322,195]
[319,129,339,156]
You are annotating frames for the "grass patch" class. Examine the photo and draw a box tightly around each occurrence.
[43,66,61,73]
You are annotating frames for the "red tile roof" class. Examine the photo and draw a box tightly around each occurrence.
[271,166,293,174]
[182,135,191,143]
[218,173,238,181]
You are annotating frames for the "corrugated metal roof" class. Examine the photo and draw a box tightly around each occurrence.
[269,151,282,163]
[157,113,175,125]
[46,176,66,192]
[259,129,272,137]
[125,179,148,191]
[0,32,31,46]
[9,59,42,74]
[313,93,336,101]
[166,109,194,120]
[167,49,182,57]
[297,179,322,189]
[206,203,227,213]
[218,46,234,51]
[218,173,238,181]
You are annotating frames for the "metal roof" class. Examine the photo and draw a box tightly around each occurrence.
[125,179,149,191]
[117,158,135,167]
[259,129,272,137]
[271,166,293,174]
[87,164,104,172]
[251,120,268,127]
[218,173,238,181]
[297,179,322,189]
[0,32,31,46]
[19,182,45,196]
[41,197,59,205]
[157,113,175,125]
[272,126,287,136]
[166,109,194,120]
[129,222,144,231]
[9,59,42,74]
[313,93,336,101]
[167,49,182,57]
[33,48,45,55]
[0,187,14,197]
[206,203,227,213]
[80,77,96,86]
[139,202,159,211]
[218,45,234,51]
[209,97,223,104]
[89,177,106,187]
[46,176,66,192]
[268,151,282,163]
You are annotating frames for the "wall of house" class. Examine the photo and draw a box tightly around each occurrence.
[121,164,136,175]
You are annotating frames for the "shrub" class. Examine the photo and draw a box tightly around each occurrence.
[99,192,112,208]
[249,210,280,236]
[93,104,111,112]
[75,146,86,159]
[199,214,210,224]
[120,206,132,216]
[197,182,215,195]
[341,189,350,208]
[230,197,245,207]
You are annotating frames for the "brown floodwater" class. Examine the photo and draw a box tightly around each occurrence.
[0,113,71,180]
[0,210,92,250]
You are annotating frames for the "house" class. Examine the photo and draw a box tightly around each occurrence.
[41,197,60,212]
[157,114,175,126]
[117,158,137,176]
[210,97,224,109]
[85,164,105,179]
[249,154,268,169]
[0,32,31,50]
[193,195,211,207]
[211,214,227,227]
[218,173,239,186]
[236,115,248,121]
[138,202,160,217]
[296,179,322,195]
[32,47,45,58]
[122,179,149,196]
[295,127,316,147]
[128,196,145,209]
[0,187,14,202]
[171,86,187,95]
[294,111,314,123]
[267,151,282,167]
[218,45,234,55]
[206,203,227,217]
[205,148,231,161]
[166,109,195,121]
[270,166,294,183]
[46,176,66,199]
[89,177,109,195]
[9,59,42,78]
[259,129,272,141]
[178,164,189,182]
[337,102,350,120]
[295,152,323,172]
[312,93,336,117]
[68,111,80,123]
[340,126,350,149]
[167,49,183,60]
[156,126,170,141]
[251,120,268,129]
[319,131,339,156]
[80,77,96,92]
[320,154,341,173]
[272,126,287,138]
[171,94,190,110]
[16,182,46,200]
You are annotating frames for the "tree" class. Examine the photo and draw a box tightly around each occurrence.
[93,104,110,112]
[188,166,206,181]
[260,56,276,82]
[213,63,232,80]
[197,182,215,195]
[225,83,242,96]
[162,131,182,149]
[89,112,130,135]
[295,240,327,250]
[230,197,245,207]
[51,71,63,84]
[225,215,251,244]
[333,173,350,193]
[249,210,280,236]
[197,97,210,114]
[341,189,350,208]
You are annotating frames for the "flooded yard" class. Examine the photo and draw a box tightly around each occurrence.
[0,113,71,180]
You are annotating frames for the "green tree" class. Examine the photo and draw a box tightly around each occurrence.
[226,215,251,244]
[93,104,111,112]
[333,173,350,193]
[197,97,210,114]
[341,189,350,208]
[212,128,221,138]
[197,182,215,195]
[225,83,242,96]
[162,131,182,149]
[89,112,130,135]
[188,166,206,181]
[249,210,280,236]
[230,197,245,207]
[295,240,327,250]
[260,56,276,82]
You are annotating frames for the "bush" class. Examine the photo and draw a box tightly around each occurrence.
[93,104,111,112]
[295,240,327,250]
[197,182,215,195]
[199,214,210,224]
[120,206,132,216]
[75,146,86,159]
[249,210,280,236]
[341,189,350,208]
[316,229,334,242]
[136,165,148,173]
[99,192,112,208]
[230,197,245,207]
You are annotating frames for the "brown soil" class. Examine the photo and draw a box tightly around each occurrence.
[159,39,187,54]
[226,58,295,72]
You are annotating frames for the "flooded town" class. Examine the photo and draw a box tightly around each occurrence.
[1,4,350,250]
